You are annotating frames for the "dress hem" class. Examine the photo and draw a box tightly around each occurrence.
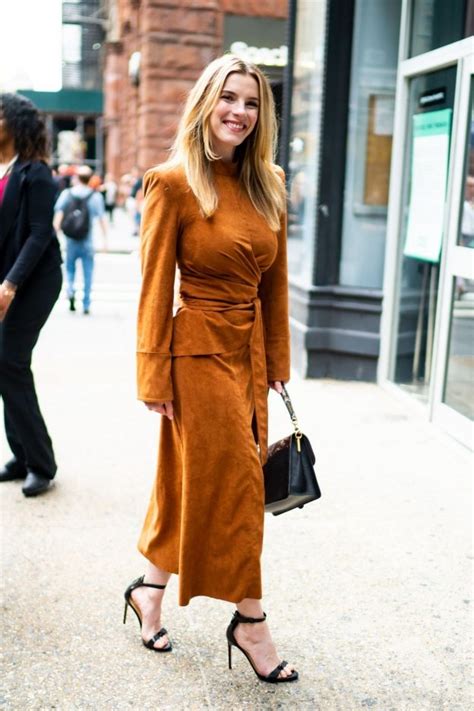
[138,547,262,607]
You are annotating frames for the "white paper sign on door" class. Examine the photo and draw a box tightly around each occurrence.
[404,108,452,263]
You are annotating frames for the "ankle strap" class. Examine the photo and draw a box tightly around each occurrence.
[142,581,166,590]
[131,575,166,591]
[233,610,266,624]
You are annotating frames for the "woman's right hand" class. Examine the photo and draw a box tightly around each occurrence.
[0,281,16,322]
[144,401,174,420]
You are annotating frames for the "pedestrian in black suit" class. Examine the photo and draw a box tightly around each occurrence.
[0,93,62,497]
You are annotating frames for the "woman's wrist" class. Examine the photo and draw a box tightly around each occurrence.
[1,280,17,298]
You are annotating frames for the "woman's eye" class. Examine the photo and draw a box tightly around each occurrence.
[247,102,259,109]
[221,95,233,102]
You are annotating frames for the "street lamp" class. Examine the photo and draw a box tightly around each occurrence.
[128,51,141,87]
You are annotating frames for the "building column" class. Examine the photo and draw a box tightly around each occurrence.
[103,40,124,179]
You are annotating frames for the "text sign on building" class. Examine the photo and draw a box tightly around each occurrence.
[230,41,287,67]
[224,16,287,73]
[404,109,452,263]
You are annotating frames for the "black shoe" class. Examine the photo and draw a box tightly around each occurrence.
[22,471,52,497]
[83,308,90,315]
[69,296,76,312]
[123,575,172,652]
[226,611,299,684]
[0,458,27,482]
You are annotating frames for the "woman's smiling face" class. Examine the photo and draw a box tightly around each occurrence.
[209,72,260,160]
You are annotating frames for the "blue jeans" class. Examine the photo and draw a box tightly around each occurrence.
[65,237,94,310]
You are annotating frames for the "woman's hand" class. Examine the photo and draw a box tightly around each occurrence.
[144,401,174,420]
[268,380,284,394]
[0,281,17,322]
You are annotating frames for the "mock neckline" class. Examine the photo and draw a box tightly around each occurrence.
[211,159,239,177]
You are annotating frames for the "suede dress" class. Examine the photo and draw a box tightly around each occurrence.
[136,160,290,606]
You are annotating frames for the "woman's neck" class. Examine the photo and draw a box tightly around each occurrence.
[212,143,235,164]
[0,141,17,165]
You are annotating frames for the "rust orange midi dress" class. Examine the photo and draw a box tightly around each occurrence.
[136,160,290,606]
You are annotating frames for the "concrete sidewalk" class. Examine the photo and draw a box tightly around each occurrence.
[0,275,472,710]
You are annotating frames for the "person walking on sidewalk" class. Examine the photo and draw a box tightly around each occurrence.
[0,93,62,497]
[54,165,107,315]
[124,55,298,684]
[101,172,118,224]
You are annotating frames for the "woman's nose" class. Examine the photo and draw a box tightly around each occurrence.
[231,101,246,116]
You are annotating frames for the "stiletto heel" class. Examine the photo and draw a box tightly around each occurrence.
[228,643,232,670]
[226,611,298,684]
[123,575,172,653]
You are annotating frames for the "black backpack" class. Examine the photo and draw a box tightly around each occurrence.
[61,190,94,240]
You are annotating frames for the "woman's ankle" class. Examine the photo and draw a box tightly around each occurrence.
[236,597,264,619]
[144,562,172,588]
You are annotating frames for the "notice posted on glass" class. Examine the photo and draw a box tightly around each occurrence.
[404,108,452,263]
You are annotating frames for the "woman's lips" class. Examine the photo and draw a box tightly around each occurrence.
[223,120,246,133]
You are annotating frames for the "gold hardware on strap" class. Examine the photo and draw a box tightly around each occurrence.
[281,385,304,453]
[295,430,302,452]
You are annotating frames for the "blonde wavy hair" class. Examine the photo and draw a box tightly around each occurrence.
[168,54,286,231]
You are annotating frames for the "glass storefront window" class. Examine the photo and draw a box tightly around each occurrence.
[443,77,474,421]
[339,0,401,289]
[287,0,327,285]
[458,78,474,249]
[409,0,467,58]
[443,278,474,419]
[392,66,457,400]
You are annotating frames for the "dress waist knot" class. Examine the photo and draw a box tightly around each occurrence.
[171,292,269,463]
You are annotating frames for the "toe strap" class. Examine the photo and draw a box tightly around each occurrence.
[268,660,289,680]
[145,627,168,648]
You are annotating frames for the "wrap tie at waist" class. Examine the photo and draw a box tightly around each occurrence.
[172,296,269,464]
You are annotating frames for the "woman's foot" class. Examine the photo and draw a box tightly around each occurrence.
[130,583,170,651]
[233,617,297,679]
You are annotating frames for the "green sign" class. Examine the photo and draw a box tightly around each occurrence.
[404,108,452,263]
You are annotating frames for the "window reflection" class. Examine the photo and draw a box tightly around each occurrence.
[458,80,474,252]
[409,0,466,59]
[460,175,474,250]
[444,79,474,420]
[287,0,327,282]
[456,79,474,302]
[443,278,474,420]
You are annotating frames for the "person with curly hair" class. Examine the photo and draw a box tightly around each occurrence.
[0,93,62,497]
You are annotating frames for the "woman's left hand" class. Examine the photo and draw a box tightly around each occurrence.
[268,380,284,394]
[0,282,16,322]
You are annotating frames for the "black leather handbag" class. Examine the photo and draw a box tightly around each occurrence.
[263,385,321,516]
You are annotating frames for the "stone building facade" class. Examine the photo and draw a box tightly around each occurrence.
[103,0,287,179]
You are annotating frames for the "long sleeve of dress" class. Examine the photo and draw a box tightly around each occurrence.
[259,192,291,383]
[136,170,180,402]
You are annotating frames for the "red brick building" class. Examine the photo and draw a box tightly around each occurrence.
[103,0,288,179]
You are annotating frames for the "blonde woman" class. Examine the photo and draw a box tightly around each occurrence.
[124,55,297,684]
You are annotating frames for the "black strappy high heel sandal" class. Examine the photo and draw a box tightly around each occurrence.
[226,611,298,683]
[123,575,172,653]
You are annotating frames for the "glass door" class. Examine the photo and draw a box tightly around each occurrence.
[431,55,474,447]
[392,65,456,403]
